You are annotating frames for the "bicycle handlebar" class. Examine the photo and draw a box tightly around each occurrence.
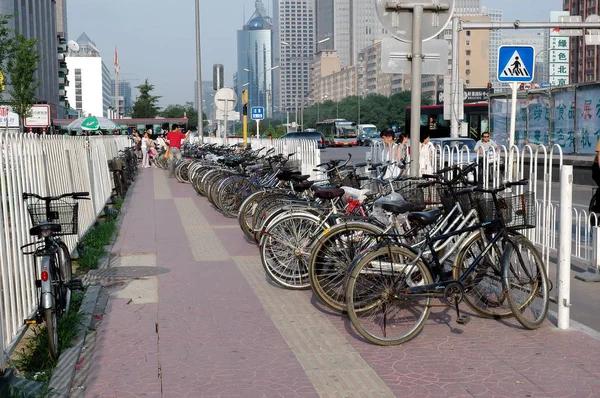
[455,179,528,196]
[23,192,90,201]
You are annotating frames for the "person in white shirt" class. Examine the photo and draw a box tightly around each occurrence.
[474,133,499,155]
[419,133,434,176]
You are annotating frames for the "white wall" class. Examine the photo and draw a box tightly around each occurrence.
[65,57,105,117]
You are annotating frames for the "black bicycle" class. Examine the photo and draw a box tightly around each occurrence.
[21,191,88,359]
[345,180,549,345]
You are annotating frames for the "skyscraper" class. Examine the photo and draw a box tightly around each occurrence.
[482,7,503,90]
[237,0,274,117]
[273,0,315,117]
[0,0,62,118]
[563,2,598,83]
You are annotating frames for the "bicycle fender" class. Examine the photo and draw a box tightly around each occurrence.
[40,256,55,310]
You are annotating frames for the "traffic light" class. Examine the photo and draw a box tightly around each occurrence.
[242,89,248,105]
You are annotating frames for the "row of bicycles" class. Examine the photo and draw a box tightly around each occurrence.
[169,143,550,346]
[108,146,138,199]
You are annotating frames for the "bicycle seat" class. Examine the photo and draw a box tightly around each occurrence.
[280,166,300,173]
[277,170,302,181]
[380,201,415,214]
[311,185,338,191]
[293,181,314,193]
[29,223,62,236]
[291,174,310,182]
[313,188,345,200]
[407,209,443,226]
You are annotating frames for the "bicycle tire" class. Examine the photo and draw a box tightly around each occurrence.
[238,191,268,241]
[56,242,72,315]
[346,244,432,346]
[44,308,58,360]
[452,231,513,319]
[309,221,384,313]
[260,213,327,290]
[502,235,549,329]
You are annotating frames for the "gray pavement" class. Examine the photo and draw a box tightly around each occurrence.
[70,167,600,397]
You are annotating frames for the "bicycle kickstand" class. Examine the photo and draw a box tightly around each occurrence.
[455,300,471,325]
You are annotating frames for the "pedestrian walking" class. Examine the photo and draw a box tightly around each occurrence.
[165,124,189,177]
[141,131,151,168]
[419,132,434,177]
[589,140,600,223]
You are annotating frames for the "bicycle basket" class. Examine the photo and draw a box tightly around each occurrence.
[27,201,79,236]
[437,182,471,213]
[476,191,536,231]
[393,179,425,209]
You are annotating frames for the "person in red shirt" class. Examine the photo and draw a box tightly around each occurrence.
[165,124,189,177]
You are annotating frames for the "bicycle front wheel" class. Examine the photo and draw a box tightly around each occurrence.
[346,245,433,346]
[502,235,549,329]
[44,308,58,360]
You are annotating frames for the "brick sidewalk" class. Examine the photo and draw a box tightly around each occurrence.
[73,168,600,397]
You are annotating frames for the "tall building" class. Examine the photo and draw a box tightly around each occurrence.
[273,0,315,117]
[316,0,386,68]
[237,0,274,117]
[111,80,132,116]
[0,0,64,118]
[195,80,215,123]
[56,0,68,39]
[482,7,503,89]
[563,1,599,83]
[65,33,113,118]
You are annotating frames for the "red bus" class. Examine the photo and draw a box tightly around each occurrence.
[405,103,489,140]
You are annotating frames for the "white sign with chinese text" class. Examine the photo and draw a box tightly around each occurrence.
[24,104,50,127]
[0,106,20,127]
[549,11,570,86]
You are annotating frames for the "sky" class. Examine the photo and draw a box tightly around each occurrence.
[67,0,563,108]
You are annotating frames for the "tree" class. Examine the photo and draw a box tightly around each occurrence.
[160,101,207,131]
[7,33,39,127]
[131,79,161,118]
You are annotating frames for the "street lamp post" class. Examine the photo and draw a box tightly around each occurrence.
[194,0,203,142]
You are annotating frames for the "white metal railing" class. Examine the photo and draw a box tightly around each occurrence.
[198,137,321,179]
[0,132,128,371]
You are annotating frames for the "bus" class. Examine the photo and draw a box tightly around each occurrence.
[315,119,358,147]
[405,103,489,140]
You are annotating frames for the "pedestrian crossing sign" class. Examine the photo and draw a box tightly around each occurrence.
[497,46,535,83]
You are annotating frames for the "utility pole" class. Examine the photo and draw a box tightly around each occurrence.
[195,0,204,142]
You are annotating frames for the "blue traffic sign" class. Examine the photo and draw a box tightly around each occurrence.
[251,106,265,121]
[497,46,535,83]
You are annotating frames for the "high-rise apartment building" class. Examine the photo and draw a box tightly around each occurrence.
[111,80,133,116]
[65,33,113,118]
[0,0,65,118]
[482,7,503,89]
[237,0,275,117]
[563,2,598,83]
[273,0,315,116]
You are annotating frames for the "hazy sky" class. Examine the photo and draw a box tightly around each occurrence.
[68,0,562,107]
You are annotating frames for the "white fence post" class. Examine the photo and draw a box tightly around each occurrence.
[575,225,600,282]
[557,165,573,330]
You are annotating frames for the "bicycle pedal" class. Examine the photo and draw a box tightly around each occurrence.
[67,279,84,290]
[456,315,471,325]
[24,318,38,325]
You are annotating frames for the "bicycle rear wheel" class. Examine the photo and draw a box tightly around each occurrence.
[309,222,383,313]
[502,235,549,329]
[346,245,432,345]
[56,242,72,315]
[452,232,513,319]
[44,308,58,360]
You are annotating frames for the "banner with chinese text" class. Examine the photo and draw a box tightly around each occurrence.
[526,95,550,146]
[575,86,600,154]
[551,90,575,153]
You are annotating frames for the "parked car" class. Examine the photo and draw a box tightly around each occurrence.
[430,137,477,164]
[358,132,382,146]
[279,131,327,149]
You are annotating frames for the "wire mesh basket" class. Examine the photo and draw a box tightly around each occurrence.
[438,182,472,214]
[393,179,426,209]
[476,191,536,230]
[27,201,79,236]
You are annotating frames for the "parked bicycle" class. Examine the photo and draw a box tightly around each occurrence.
[21,191,89,359]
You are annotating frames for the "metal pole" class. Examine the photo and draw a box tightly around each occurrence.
[461,21,600,30]
[409,6,423,177]
[450,16,460,138]
[195,0,204,143]
[557,164,573,330]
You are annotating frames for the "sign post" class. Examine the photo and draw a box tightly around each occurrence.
[497,45,535,180]
[251,106,265,138]
[24,104,51,131]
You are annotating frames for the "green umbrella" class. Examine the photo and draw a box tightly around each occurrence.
[66,116,120,131]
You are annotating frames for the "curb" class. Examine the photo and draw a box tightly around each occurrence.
[46,185,134,396]
[47,285,101,397]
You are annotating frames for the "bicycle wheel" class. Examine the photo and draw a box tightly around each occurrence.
[452,232,513,319]
[260,213,326,289]
[309,221,383,313]
[44,308,58,360]
[238,191,269,241]
[346,245,433,345]
[56,242,72,314]
[502,235,549,329]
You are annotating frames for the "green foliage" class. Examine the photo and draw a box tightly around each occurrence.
[301,90,431,131]
[76,213,118,273]
[131,79,161,118]
[160,101,207,131]
[12,291,85,385]
[7,33,40,125]
[265,124,276,138]
[275,124,286,137]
